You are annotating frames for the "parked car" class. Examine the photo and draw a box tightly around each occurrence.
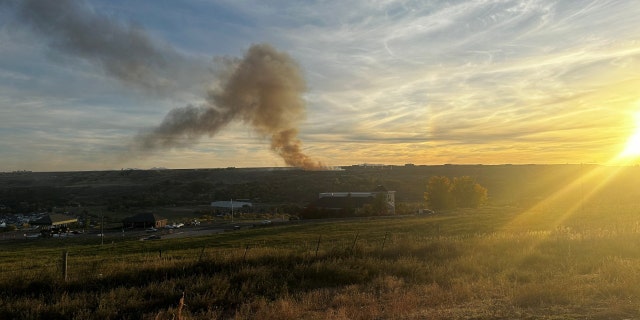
[146,227,158,232]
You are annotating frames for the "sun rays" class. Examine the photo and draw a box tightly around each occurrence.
[620,107,640,159]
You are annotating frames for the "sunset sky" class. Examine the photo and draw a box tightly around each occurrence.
[1,0,639,171]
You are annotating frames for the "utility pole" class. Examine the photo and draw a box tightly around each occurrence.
[231,199,234,222]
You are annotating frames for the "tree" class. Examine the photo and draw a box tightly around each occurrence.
[371,193,388,215]
[424,176,454,210]
[451,176,488,208]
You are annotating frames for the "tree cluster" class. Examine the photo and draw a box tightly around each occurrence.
[424,176,488,210]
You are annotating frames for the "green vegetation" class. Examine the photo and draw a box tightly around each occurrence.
[424,176,488,210]
[2,204,640,319]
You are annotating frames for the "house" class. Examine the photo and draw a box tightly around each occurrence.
[314,185,396,215]
[122,213,167,229]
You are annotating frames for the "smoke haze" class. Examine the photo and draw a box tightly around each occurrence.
[5,0,324,169]
[9,0,208,94]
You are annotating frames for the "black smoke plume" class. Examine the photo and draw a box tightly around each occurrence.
[5,0,324,169]
[135,44,324,169]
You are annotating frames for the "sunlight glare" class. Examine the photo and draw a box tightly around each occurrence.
[621,108,640,158]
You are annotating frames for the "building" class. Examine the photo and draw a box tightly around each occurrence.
[29,213,78,236]
[30,213,78,228]
[315,185,396,215]
[211,200,252,214]
[122,213,167,229]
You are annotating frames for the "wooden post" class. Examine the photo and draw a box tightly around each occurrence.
[314,235,322,259]
[242,245,249,263]
[381,232,389,254]
[351,232,359,253]
[198,246,206,262]
[100,213,104,246]
[62,250,68,282]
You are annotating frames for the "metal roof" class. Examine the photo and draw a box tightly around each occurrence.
[210,201,252,209]
[30,214,78,226]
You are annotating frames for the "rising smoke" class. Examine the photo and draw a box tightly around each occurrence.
[5,0,324,170]
[135,44,325,169]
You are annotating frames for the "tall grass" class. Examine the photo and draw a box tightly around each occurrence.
[1,206,640,318]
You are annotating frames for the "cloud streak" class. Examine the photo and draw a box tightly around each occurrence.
[1,0,640,170]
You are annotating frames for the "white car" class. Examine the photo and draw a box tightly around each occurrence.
[146,227,158,232]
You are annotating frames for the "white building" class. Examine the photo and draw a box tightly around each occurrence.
[317,185,396,214]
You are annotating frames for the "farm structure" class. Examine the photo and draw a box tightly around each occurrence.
[122,213,167,229]
[315,185,396,215]
[29,213,78,236]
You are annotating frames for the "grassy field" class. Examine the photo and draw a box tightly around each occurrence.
[1,204,640,319]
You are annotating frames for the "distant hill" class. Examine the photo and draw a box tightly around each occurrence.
[1,164,639,214]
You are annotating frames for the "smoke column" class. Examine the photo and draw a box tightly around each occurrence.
[5,0,324,169]
[136,44,324,169]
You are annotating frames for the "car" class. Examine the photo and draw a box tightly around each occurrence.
[146,227,158,232]
[418,209,435,215]
[144,234,161,240]
[261,220,272,225]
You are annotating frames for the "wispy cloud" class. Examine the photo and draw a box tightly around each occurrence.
[0,0,639,170]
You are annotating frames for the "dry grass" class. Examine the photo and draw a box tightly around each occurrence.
[1,206,640,319]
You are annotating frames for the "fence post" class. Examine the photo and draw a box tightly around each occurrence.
[198,246,206,262]
[314,235,322,259]
[351,232,359,254]
[242,245,250,263]
[381,232,389,254]
[62,250,68,282]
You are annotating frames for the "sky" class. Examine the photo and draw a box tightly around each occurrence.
[1,0,639,171]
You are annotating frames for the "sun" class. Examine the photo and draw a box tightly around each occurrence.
[621,110,640,158]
